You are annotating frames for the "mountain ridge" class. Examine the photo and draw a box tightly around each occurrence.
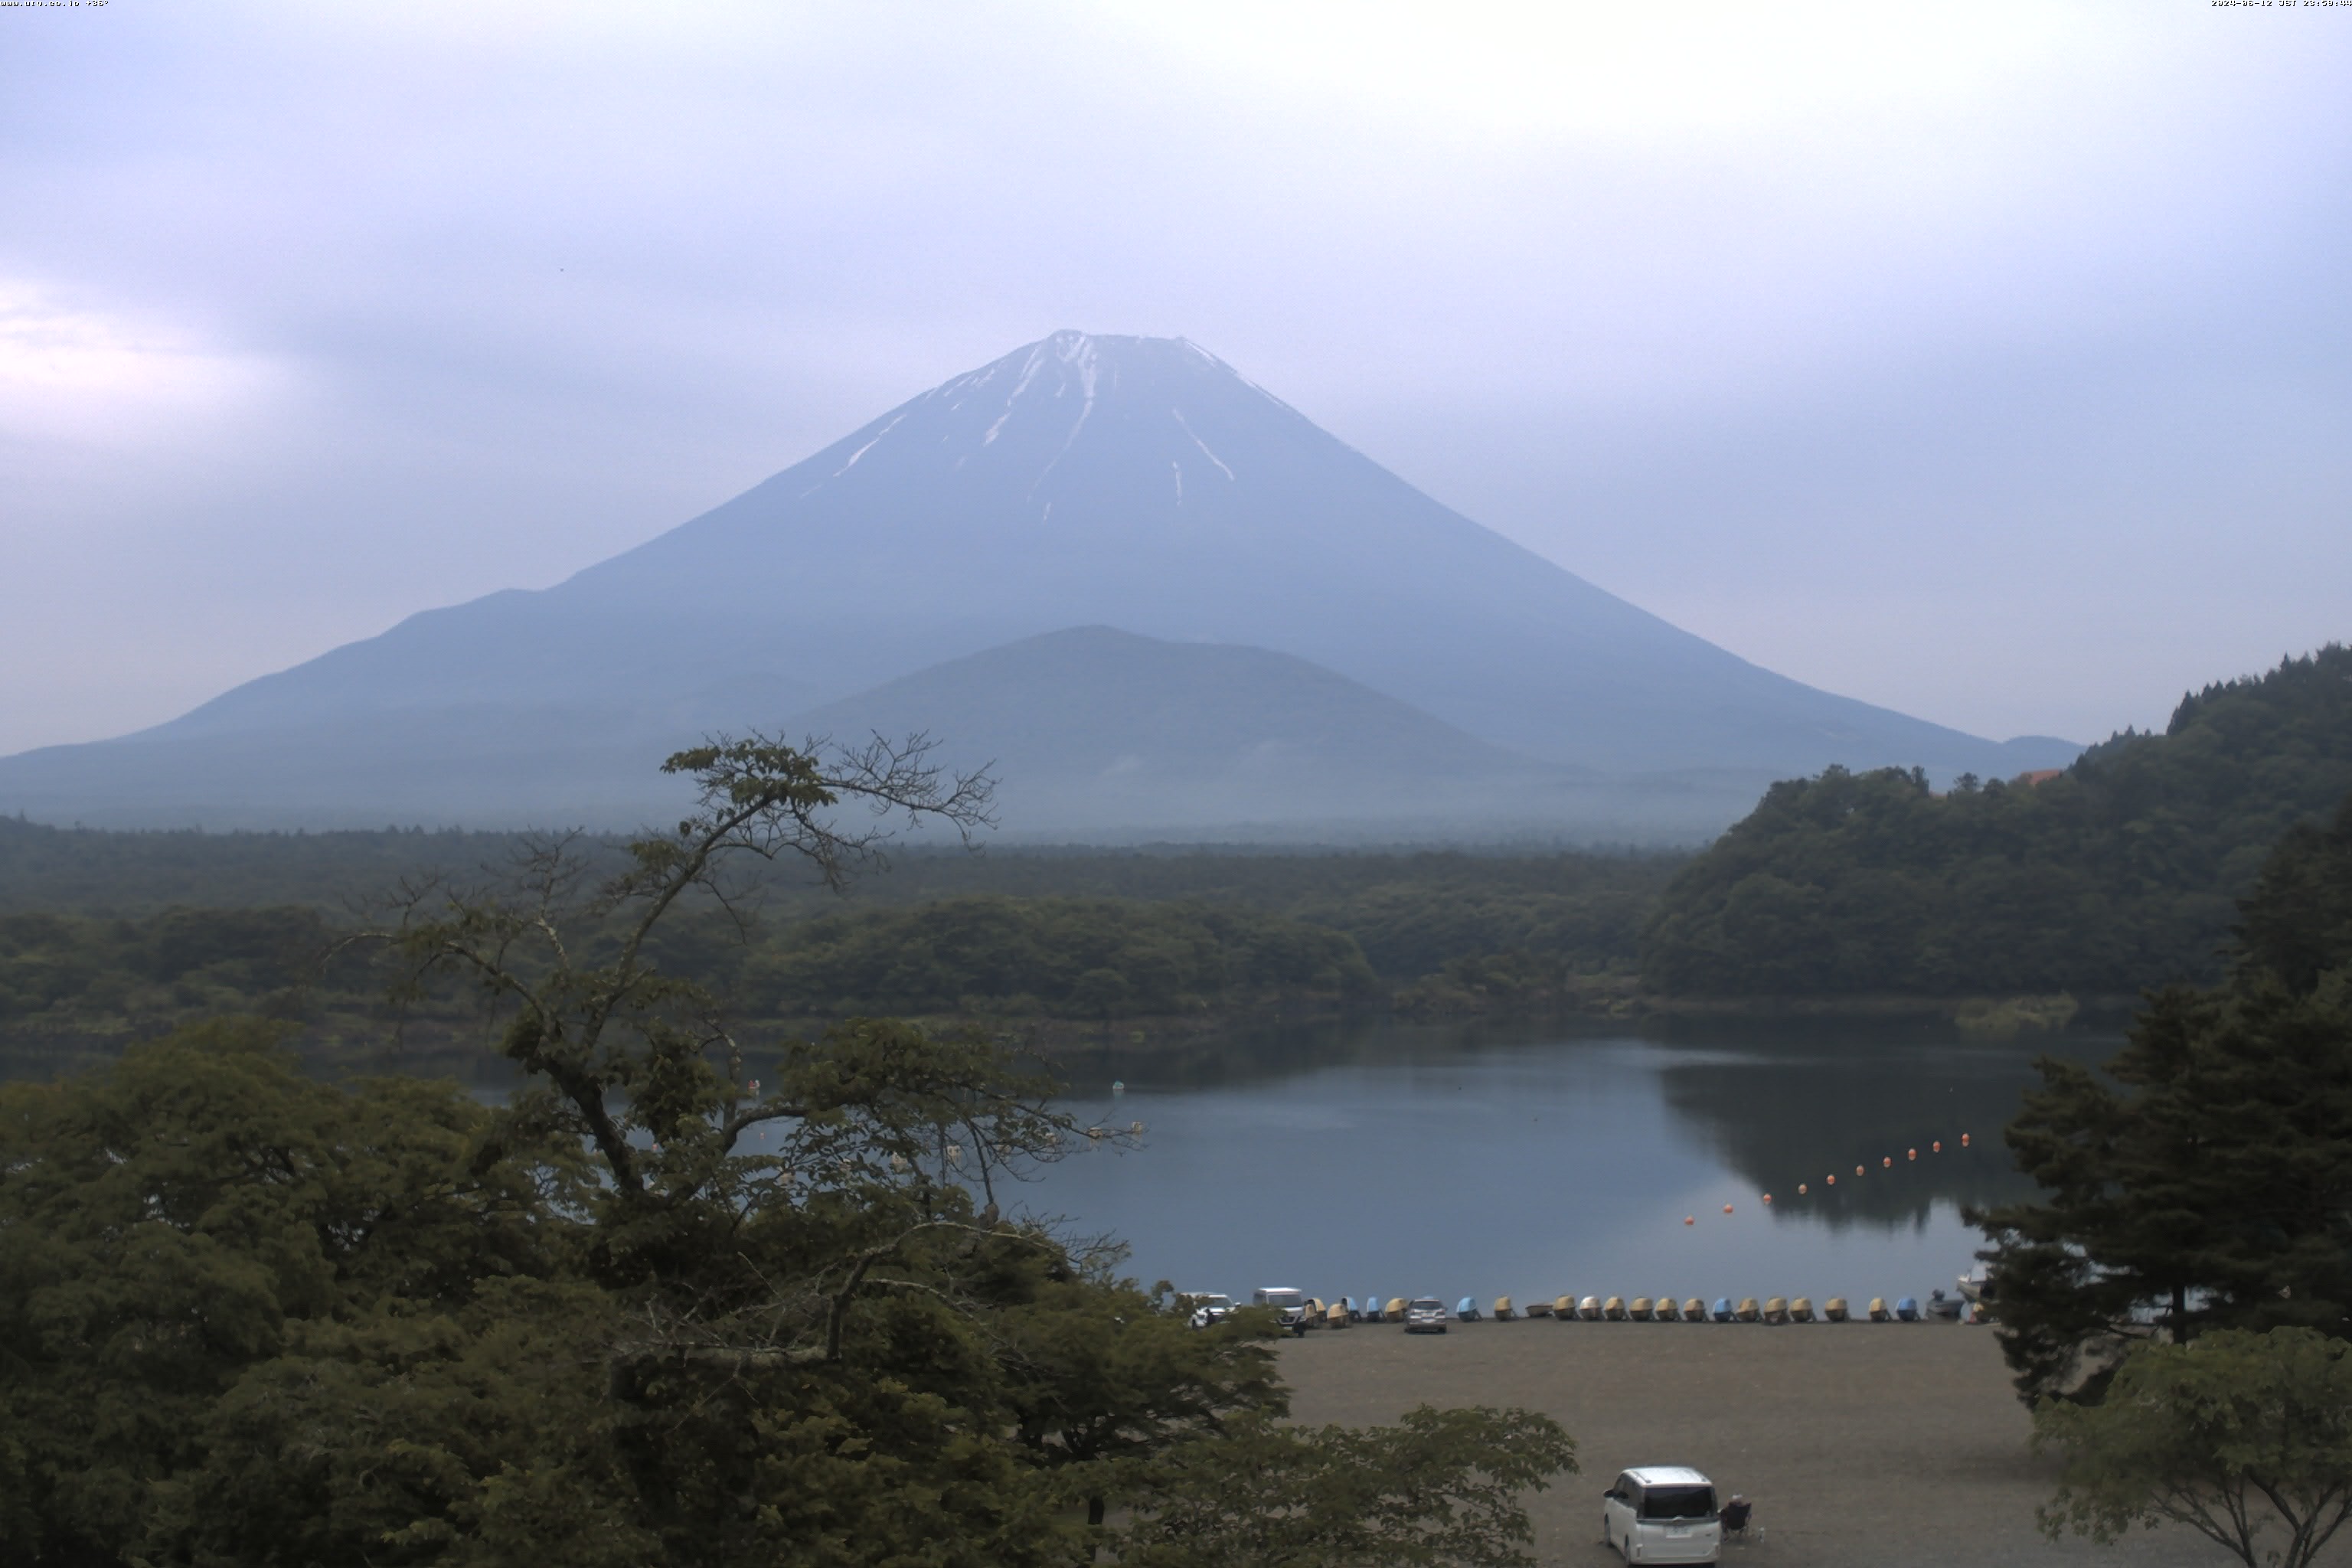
[1,331,2079,835]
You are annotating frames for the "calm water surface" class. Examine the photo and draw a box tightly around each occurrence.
[3,1013,2105,1316]
[1031,1018,2109,1312]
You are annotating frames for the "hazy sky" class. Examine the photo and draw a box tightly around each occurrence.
[4,1,2347,757]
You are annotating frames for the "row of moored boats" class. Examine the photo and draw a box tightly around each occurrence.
[1332,1289,1971,1325]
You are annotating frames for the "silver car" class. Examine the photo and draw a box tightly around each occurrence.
[1403,1297,1449,1334]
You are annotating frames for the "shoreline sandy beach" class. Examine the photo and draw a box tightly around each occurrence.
[1279,1319,2321,1566]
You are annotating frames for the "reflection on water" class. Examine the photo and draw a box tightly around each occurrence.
[1,1013,2109,1313]
[1039,1017,2111,1309]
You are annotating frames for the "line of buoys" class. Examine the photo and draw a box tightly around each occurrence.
[1745,1131,1975,1212]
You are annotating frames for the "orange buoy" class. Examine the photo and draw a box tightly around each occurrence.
[1762,1193,1773,1204]
[1907,1148,1917,1161]
[1723,1204,1734,1214]
[1961,1132,1971,1147]
[1855,1164,1866,1177]
[1827,1174,1838,1186]
[1932,1140,1942,1153]
[1881,1156,1893,1168]
[1684,1215,1696,1226]
[1797,1184,1808,1195]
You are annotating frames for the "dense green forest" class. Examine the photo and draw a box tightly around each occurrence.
[1978,786,2352,1406]
[743,897,1374,1017]
[0,828,1676,1048]
[0,906,335,1020]
[11,642,2349,1022]
[1642,647,2352,997]
[1,740,1574,1566]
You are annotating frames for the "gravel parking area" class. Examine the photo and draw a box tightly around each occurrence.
[1278,1318,2305,1566]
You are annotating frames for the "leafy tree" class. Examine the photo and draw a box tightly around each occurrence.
[1001,1276,1287,1529]
[0,1016,594,1566]
[1975,789,2352,1403]
[2238,790,2352,995]
[2034,1328,2352,1568]
[1643,645,2352,997]
[4,733,1580,1565]
[1106,1404,1576,1567]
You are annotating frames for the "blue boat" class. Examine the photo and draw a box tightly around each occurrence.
[1895,1295,1921,1322]
[1710,1297,1735,1322]
[1455,1295,1481,1321]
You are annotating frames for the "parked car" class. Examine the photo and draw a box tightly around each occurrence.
[1602,1466,1721,1564]
[1403,1297,1449,1334]
[1184,1292,1234,1329]
[1252,1286,1312,1335]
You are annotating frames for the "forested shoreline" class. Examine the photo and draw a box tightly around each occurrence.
[6,645,2350,1053]
[0,805,1685,1057]
[1642,646,2352,998]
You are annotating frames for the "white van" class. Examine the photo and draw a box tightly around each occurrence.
[1251,1286,1311,1335]
[1601,1466,1721,1563]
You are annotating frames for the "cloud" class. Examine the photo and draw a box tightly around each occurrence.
[0,2,2347,756]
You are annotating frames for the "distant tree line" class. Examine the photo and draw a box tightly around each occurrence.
[1641,646,2352,997]
[0,835,1678,1038]
[0,906,333,1023]
[745,897,1375,1018]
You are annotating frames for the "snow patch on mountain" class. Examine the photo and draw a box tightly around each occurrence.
[831,410,906,478]
[1171,410,1234,480]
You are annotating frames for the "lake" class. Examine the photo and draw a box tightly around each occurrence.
[1026,1017,2106,1314]
[0,1011,2102,1316]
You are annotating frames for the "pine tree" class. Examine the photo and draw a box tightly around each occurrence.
[1975,789,2352,1403]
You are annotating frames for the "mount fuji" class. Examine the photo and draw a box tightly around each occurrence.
[0,331,2075,836]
